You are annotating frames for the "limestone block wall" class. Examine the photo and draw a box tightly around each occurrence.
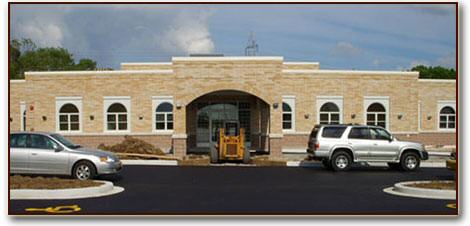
[418,80,457,132]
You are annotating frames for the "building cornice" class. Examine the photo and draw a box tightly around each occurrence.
[283,69,419,76]
[25,70,173,76]
[418,79,456,83]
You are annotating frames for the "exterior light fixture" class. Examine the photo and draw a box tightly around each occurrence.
[427,115,432,120]
[42,116,47,121]
[304,114,310,119]
[397,113,403,119]
[90,115,94,121]
[9,118,12,122]
[176,101,183,109]
[272,103,279,109]
[139,116,144,120]
[351,114,356,119]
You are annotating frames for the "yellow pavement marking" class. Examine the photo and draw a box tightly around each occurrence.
[25,205,81,213]
[446,203,457,209]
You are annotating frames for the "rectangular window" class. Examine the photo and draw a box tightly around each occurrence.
[322,127,347,138]
[348,128,370,139]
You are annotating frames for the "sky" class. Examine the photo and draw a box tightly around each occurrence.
[10,4,457,70]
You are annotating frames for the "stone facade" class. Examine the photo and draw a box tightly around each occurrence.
[9,56,457,158]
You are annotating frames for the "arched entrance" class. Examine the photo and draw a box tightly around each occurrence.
[185,90,270,153]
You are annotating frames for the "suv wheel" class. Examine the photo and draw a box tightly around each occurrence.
[331,151,352,171]
[400,152,420,171]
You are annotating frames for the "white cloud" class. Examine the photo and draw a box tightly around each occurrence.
[330,41,362,57]
[16,20,63,47]
[158,11,215,54]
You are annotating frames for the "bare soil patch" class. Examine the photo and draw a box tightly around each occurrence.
[251,155,286,166]
[10,175,103,189]
[407,181,456,190]
[98,136,166,159]
[178,154,211,166]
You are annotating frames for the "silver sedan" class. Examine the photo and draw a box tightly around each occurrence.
[10,132,122,180]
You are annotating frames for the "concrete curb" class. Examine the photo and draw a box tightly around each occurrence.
[287,161,447,168]
[121,159,178,166]
[10,180,124,200]
[383,181,456,200]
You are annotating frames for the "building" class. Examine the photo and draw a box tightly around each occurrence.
[9,56,457,158]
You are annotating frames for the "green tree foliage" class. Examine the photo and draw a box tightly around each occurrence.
[9,38,97,79]
[411,65,456,79]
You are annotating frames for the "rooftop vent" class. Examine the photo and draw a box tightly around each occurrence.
[189,53,224,57]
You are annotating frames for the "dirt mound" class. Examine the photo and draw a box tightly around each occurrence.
[98,136,164,155]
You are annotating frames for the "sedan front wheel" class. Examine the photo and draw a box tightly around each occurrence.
[73,161,96,180]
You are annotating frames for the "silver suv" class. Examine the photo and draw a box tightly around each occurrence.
[307,124,429,171]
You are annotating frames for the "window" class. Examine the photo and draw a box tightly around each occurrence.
[366,103,386,128]
[56,97,82,132]
[58,104,80,131]
[439,106,455,129]
[155,102,173,131]
[20,102,26,131]
[282,102,293,130]
[282,96,296,131]
[107,103,128,131]
[29,134,56,149]
[322,126,347,138]
[348,128,370,139]
[11,134,27,148]
[370,128,391,140]
[319,102,340,124]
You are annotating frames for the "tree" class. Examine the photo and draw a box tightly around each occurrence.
[9,38,97,79]
[411,65,456,79]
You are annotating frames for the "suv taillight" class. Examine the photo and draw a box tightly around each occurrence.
[314,143,320,150]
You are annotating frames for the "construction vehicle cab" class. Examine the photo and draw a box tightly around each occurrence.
[210,121,250,164]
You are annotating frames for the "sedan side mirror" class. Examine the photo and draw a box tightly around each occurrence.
[54,145,64,152]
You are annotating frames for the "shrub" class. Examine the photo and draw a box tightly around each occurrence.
[97,136,164,155]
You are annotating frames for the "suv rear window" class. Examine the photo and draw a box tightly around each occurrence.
[321,127,346,138]
[348,128,370,139]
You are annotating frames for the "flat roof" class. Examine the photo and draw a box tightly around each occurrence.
[283,69,419,76]
[172,56,284,61]
[24,70,173,76]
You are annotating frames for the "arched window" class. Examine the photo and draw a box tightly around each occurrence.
[439,106,455,129]
[59,104,79,131]
[156,102,173,131]
[366,103,386,128]
[282,102,293,130]
[319,102,340,125]
[107,103,128,131]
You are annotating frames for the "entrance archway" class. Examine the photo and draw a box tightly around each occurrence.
[185,90,270,153]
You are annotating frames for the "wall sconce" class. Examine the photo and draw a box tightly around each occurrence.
[90,115,94,121]
[139,116,144,120]
[427,115,432,120]
[397,113,403,120]
[9,118,12,122]
[272,103,279,109]
[42,116,47,121]
[176,101,183,109]
[304,114,310,119]
[351,114,356,119]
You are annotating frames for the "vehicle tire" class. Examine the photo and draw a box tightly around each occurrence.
[331,151,352,172]
[399,152,420,171]
[210,147,219,164]
[321,159,332,170]
[72,161,96,180]
[242,148,251,164]
[387,162,400,170]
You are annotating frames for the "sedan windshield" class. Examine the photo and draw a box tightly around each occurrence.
[51,134,81,149]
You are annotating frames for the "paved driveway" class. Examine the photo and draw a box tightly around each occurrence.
[10,165,457,215]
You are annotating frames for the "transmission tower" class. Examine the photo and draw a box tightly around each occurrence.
[245,32,259,56]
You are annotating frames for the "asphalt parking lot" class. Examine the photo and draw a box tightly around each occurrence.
[10,165,457,215]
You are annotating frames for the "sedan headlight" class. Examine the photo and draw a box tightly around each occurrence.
[99,156,115,163]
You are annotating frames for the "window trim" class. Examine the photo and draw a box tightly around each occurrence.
[364,96,389,130]
[152,96,174,133]
[282,96,296,132]
[316,96,343,125]
[103,96,131,133]
[437,101,456,132]
[55,97,83,133]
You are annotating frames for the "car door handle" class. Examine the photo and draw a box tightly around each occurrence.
[373,143,378,145]
[31,153,38,156]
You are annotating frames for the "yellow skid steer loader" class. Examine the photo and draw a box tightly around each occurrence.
[210,125,250,164]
